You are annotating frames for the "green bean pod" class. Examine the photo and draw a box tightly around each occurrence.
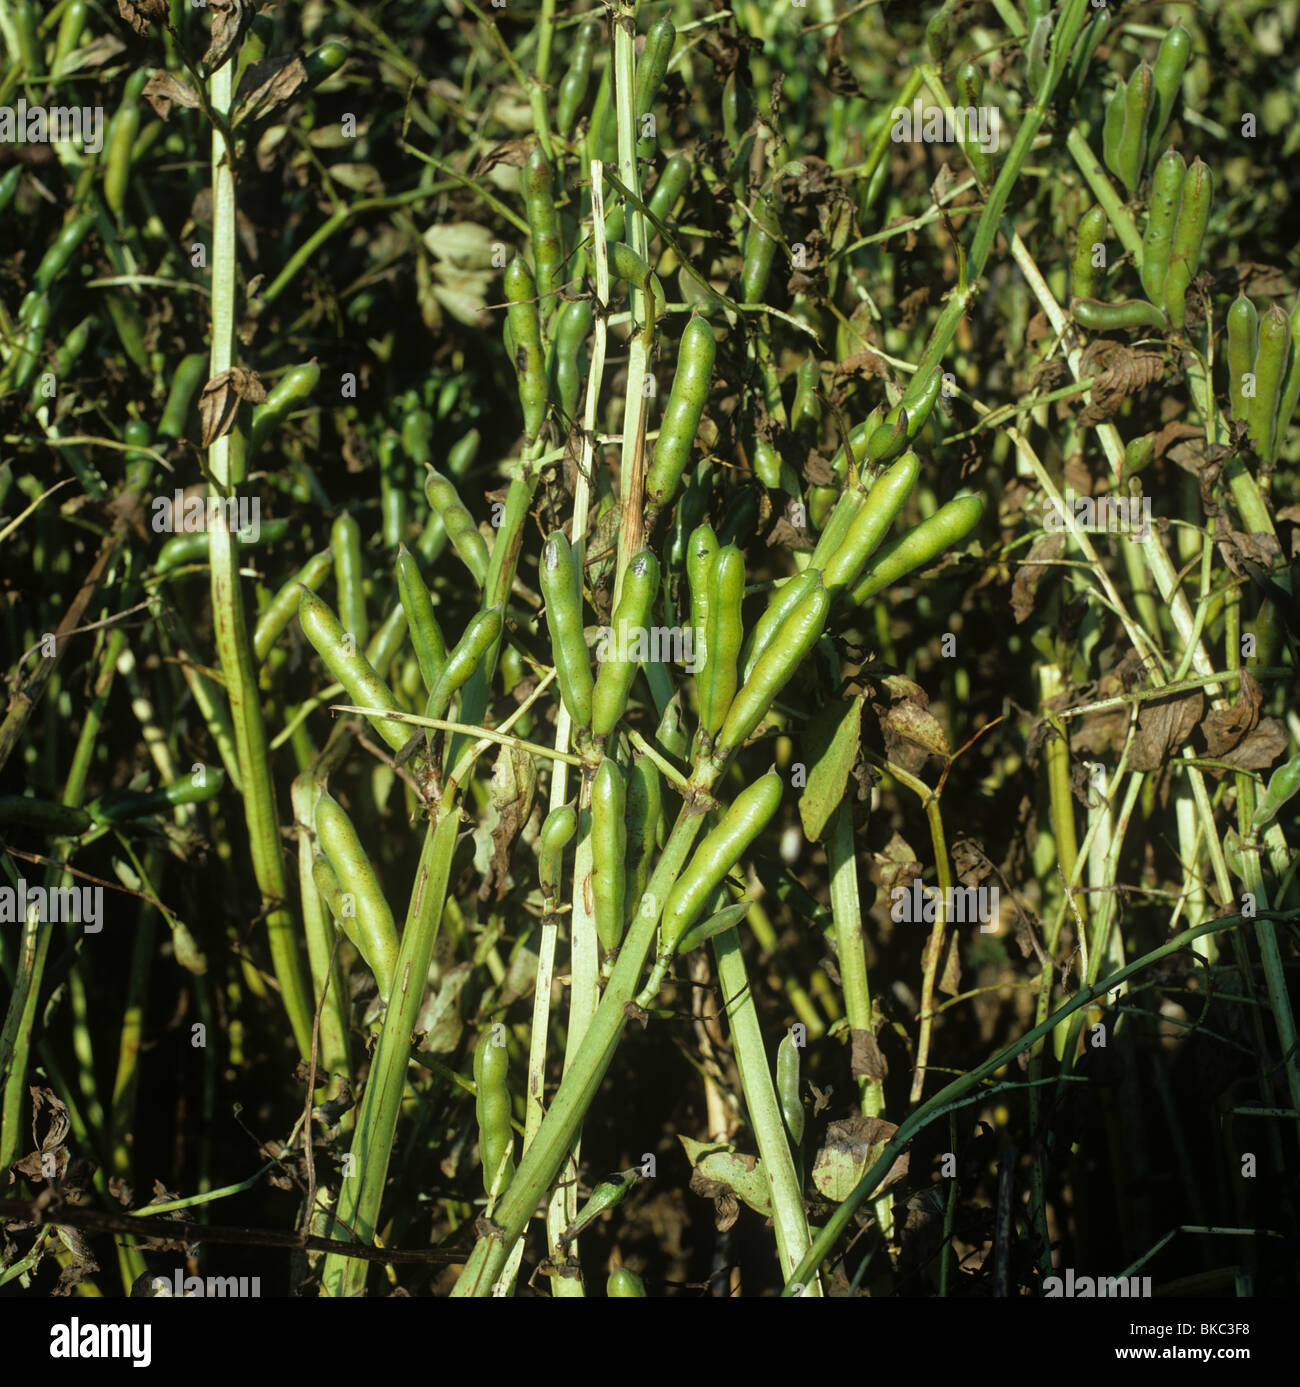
[686,522,719,682]
[0,167,21,218]
[645,317,716,519]
[1164,157,1212,329]
[659,771,783,957]
[424,608,503,725]
[539,803,578,901]
[315,790,399,1000]
[740,570,819,684]
[562,1171,639,1245]
[11,292,51,392]
[849,494,984,605]
[715,580,830,759]
[1251,751,1300,835]
[1071,205,1108,302]
[830,408,883,481]
[591,758,628,956]
[523,147,565,304]
[54,0,87,76]
[246,361,320,458]
[637,17,675,122]
[104,67,150,220]
[776,1032,805,1146]
[955,64,992,186]
[1147,23,1192,163]
[474,1029,516,1201]
[648,154,692,228]
[1116,62,1154,194]
[740,199,779,306]
[377,431,406,549]
[540,532,594,729]
[790,355,821,444]
[1101,82,1126,184]
[158,353,210,440]
[810,488,867,571]
[1227,293,1259,425]
[550,297,595,421]
[424,468,490,586]
[607,1267,646,1296]
[30,211,95,297]
[303,41,348,88]
[0,796,92,835]
[298,588,409,750]
[624,757,662,926]
[330,512,368,649]
[1274,297,1300,450]
[253,548,334,662]
[698,545,745,738]
[592,549,661,737]
[863,407,909,466]
[1247,305,1290,461]
[396,546,447,692]
[556,20,601,136]
[505,257,548,440]
[896,367,945,446]
[1138,148,1185,307]
[1072,297,1168,333]
[87,766,226,825]
[822,452,919,597]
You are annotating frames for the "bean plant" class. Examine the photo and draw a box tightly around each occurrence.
[0,0,1297,1308]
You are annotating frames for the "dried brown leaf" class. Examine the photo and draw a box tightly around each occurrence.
[1200,670,1262,757]
[1078,346,1163,428]
[1011,531,1065,624]
[1130,688,1204,772]
[142,71,200,121]
[201,0,256,76]
[198,367,265,448]
[1215,717,1287,770]
[116,0,168,37]
[233,54,308,126]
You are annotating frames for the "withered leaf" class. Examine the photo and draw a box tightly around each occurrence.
[1078,345,1163,428]
[878,695,951,767]
[142,71,201,121]
[201,0,256,77]
[832,350,889,384]
[198,367,266,448]
[62,35,128,73]
[873,831,923,899]
[951,837,995,888]
[1011,531,1065,623]
[116,0,168,37]
[1201,670,1262,757]
[921,925,962,997]
[1215,717,1287,771]
[850,1028,888,1081]
[767,514,816,553]
[1130,688,1204,772]
[233,54,308,126]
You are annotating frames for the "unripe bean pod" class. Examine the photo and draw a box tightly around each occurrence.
[591,758,628,956]
[298,588,409,750]
[1139,149,1185,307]
[716,580,830,758]
[659,771,783,956]
[254,547,334,662]
[645,316,715,520]
[424,468,489,587]
[540,533,593,729]
[624,757,662,925]
[1248,304,1290,461]
[474,1028,516,1201]
[822,452,919,597]
[505,257,548,440]
[1071,205,1108,302]
[424,608,502,725]
[698,545,745,737]
[1227,293,1259,425]
[592,550,661,737]
[315,789,399,999]
[331,512,368,650]
[396,546,447,692]
[849,494,984,605]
